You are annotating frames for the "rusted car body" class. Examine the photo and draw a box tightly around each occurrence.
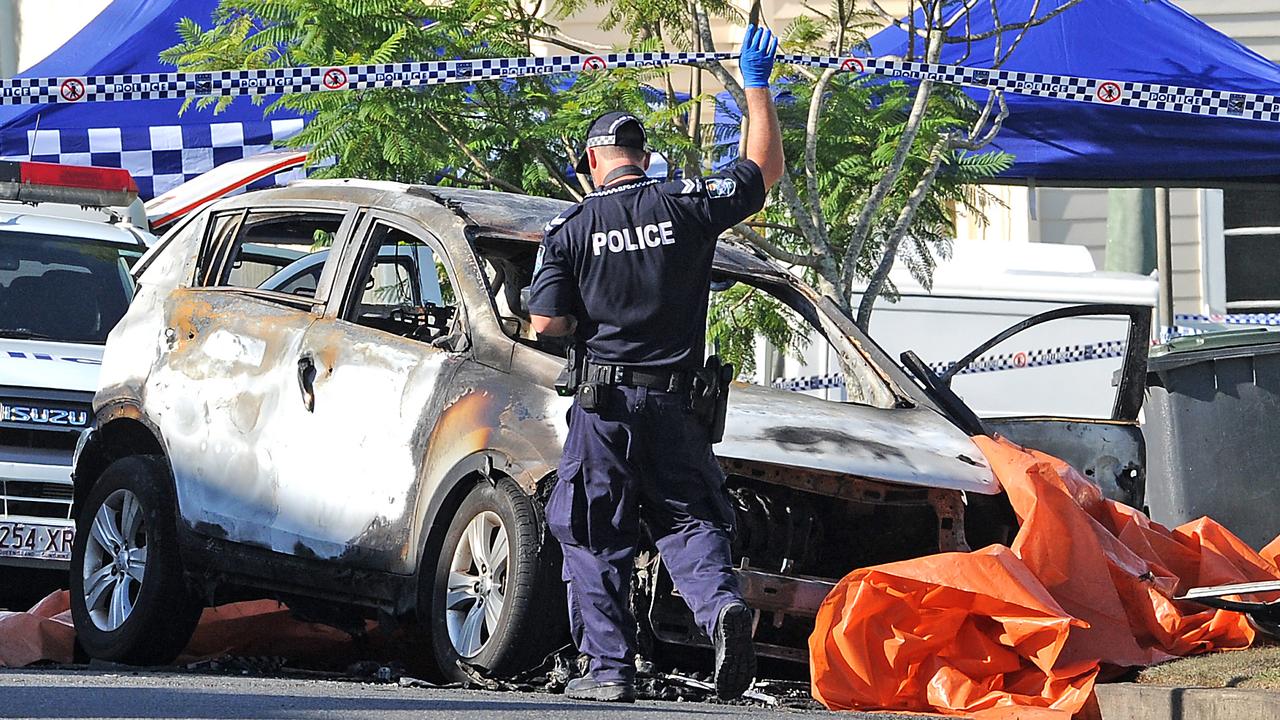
[69,180,1149,670]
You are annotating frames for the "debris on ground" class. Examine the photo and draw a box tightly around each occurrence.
[452,649,821,708]
[1,590,811,708]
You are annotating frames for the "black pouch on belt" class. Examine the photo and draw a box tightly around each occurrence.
[576,381,605,412]
[691,355,734,443]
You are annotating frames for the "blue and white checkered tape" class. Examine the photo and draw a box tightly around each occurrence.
[1160,313,1280,343]
[3,50,1280,124]
[772,339,1129,393]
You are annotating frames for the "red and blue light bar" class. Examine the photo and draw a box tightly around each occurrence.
[0,160,139,207]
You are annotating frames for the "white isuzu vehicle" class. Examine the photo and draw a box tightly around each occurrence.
[0,161,152,605]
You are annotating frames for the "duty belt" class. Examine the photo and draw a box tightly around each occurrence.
[584,362,691,393]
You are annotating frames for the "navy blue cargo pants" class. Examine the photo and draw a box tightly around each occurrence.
[546,384,742,683]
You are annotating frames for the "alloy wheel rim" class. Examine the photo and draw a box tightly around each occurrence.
[81,489,148,632]
[445,510,510,658]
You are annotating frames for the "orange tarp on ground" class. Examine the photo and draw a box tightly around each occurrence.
[810,436,1280,718]
[0,594,365,668]
[0,591,74,668]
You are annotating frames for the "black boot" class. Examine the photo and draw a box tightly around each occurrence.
[713,601,756,700]
[564,676,636,703]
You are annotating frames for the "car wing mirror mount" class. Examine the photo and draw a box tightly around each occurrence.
[432,332,469,353]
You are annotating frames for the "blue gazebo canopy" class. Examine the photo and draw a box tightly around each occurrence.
[866,0,1280,184]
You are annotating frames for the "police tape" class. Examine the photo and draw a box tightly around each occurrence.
[1161,313,1280,342]
[0,52,732,106]
[778,314,1280,392]
[1175,312,1280,327]
[772,338,1128,392]
[2,49,1280,124]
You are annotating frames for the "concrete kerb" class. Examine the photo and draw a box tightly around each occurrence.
[1091,683,1280,720]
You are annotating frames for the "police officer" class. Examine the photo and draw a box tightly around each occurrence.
[526,24,784,704]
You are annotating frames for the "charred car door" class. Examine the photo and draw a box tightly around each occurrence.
[903,304,1151,507]
[284,212,468,574]
[153,204,356,547]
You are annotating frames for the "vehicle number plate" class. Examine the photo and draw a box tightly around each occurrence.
[0,521,74,562]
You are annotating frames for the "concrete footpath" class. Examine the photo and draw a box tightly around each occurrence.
[1093,683,1280,720]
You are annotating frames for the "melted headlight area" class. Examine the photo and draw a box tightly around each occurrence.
[636,459,972,662]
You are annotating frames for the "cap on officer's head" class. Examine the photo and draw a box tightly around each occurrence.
[575,112,648,175]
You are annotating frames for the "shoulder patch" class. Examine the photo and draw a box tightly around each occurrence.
[705,177,738,199]
[543,203,585,235]
[665,177,703,195]
[534,244,547,274]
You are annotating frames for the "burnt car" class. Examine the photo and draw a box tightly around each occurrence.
[67,180,1149,674]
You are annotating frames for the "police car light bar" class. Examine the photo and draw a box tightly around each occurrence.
[0,161,139,207]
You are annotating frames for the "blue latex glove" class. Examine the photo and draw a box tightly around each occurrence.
[739,23,778,89]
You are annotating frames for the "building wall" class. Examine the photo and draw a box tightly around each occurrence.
[1173,0,1280,61]
[541,0,913,92]
[1032,188,1205,311]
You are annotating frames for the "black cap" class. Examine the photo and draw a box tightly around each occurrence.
[575,111,647,175]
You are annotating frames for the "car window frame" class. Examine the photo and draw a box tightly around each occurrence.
[192,202,357,313]
[328,210,468,347]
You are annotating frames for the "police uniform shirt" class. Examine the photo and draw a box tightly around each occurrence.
[527,159,766,370]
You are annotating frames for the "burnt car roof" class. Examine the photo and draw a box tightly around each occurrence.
[410,186,570,242]
[409,184,791,283]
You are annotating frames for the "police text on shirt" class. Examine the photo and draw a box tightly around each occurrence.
[591,221,676,256]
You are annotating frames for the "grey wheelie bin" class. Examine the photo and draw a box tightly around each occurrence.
[1145,329,1280,549]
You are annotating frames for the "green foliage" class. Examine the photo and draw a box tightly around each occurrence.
[161,0,711,196]
[707,283,808,376]
[763,9,1015,297]
[162,0,1020,370]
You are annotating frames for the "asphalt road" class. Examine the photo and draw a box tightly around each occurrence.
[0,669,928,720]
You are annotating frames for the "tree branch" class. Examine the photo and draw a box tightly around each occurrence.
[840,34,941,295]
[865,0,928,39]
[732,223,821,267]
[803,66,839,247]
[945,0,1084,43]
[533,146,585,201]
[953,90,1008,150]
[993,0,1040,66]
[426,114,526,195]
[856,135,949,329]
[528,32,612,53]
[561,137,593,195]
[746,220,805,235]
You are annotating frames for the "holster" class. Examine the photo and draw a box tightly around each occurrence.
[555,343,606,412]
[555,343,584,396]
[690,355,734,444]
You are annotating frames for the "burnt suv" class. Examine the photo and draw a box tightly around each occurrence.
[69,180,1150,674]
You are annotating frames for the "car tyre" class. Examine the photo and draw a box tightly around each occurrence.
[70,455,202,665]
[429,478,565,681]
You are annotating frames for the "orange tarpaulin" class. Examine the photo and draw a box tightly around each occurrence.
[0,593,367,668]
[0,591,74,667]
[810,436,1280,718]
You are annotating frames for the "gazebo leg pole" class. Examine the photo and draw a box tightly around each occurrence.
[1156,187,1175,336]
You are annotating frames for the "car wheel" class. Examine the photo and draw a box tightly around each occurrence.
[70,455,202,665]
[429,478,565,681]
